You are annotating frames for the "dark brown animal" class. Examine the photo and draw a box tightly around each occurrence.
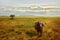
[35,21,44,37]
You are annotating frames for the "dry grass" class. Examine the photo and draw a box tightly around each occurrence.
[0,16,60,40]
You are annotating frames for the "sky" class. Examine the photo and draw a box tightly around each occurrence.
[0,0,60,6]
[0,0,60,16]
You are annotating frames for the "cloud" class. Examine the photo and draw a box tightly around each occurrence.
[0,5,60,16]
[0,0,60,6]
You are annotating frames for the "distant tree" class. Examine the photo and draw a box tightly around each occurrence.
[10,15,15,20]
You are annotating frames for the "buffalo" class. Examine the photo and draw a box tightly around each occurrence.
[35,21,44,37]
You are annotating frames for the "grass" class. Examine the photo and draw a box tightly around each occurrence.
[0,16,60,40]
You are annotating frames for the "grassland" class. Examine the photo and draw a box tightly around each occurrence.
[0,16,60,40]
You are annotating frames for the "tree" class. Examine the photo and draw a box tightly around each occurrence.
[10,15,15,20]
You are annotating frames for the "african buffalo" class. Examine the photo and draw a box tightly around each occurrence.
[35,21,44,37]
